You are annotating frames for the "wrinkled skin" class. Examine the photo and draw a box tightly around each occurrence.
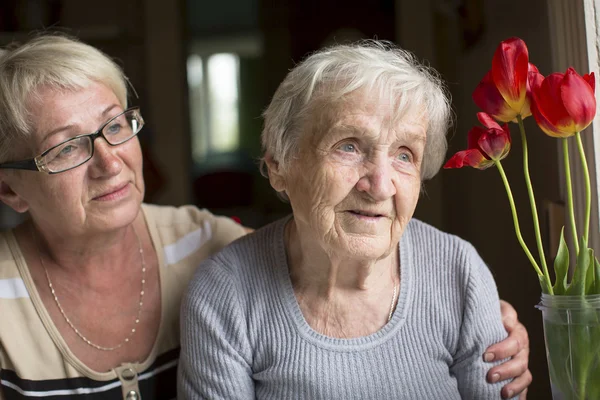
[269,94,426,268]
[0,82,145,239]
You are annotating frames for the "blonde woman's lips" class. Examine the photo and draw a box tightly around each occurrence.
[93,183,130,201]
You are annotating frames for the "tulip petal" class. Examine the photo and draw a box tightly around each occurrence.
[477,112,502,130]
[528,63,540,75]
[467,126,487,151]
[528,69,544,93]
[473,71,519,122]
[531,98,573,138]
[561,68,597,132]
[534,73,574,134]
[478,128,511,161]
[492,37,529,113]
[584,72,595,92]
[501,123,512,145]
[443,149,495,170]
[521,63,541,118]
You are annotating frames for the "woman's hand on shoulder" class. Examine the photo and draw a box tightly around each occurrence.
[484,300,532,399]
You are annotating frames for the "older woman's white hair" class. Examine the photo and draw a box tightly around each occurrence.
[0,34,130,162]
[261,40,452,181]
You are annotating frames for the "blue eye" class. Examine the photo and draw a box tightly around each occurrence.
[106,122,122,135]
[397,152,411,162]
[46,137,87,163]
[339,143,356,153]
[60,145,75,155]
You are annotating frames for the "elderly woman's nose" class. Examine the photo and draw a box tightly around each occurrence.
[89,139,123,177]
[355,161,396,200]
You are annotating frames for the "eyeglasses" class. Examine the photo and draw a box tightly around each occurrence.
[0,107,144,174]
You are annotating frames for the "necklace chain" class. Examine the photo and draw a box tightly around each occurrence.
[387,283,398,322]
[36,226,146,351]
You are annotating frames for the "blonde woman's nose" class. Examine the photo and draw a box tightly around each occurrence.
[88,139,123,178]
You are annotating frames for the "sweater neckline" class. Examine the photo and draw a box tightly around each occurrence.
[273,216,413,351]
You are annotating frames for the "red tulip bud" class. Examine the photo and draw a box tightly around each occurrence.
[444,113,512,170]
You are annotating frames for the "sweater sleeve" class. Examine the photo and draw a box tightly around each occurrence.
[449,246,514,400]
[178,257,254,399]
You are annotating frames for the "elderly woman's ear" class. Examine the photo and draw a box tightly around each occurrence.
[264,154,287,193]
[0,178,28,213]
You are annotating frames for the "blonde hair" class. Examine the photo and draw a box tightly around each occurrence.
[261,40,452,181]
[0,34,130,162]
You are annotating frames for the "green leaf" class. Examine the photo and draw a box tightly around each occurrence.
[585,249,596,294]
[593,257,600,295]
[552,227,569,295]
[566,237,591,295]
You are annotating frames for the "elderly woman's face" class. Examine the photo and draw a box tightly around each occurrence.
[282,95,426,260]
[1,82,144,235]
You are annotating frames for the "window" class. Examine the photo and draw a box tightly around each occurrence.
[548,0,600,255]
[187,53,240,162]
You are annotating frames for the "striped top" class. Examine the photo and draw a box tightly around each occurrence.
[178,216,512,399]
[0,204,246,400]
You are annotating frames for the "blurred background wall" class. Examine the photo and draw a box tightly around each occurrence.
[1,0,596,398]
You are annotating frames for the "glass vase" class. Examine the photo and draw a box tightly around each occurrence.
[537,294,600,400]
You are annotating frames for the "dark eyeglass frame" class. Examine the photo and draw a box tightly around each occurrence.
[0,107,143,174]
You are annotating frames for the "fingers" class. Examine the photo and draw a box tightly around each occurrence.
[499,369,532,399]
[487,348,530,399]
[518,388,528,400]
[499,299,518,331]
[487,348,529,382]
[492,300,531,399]
[485,323,529,360]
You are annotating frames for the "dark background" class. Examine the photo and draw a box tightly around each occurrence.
[1,0,593,398]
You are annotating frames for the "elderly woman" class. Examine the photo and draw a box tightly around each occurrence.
[178,41,530,399]
[0,35,247,399]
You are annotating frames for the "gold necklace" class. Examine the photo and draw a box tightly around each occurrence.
[35,226,146,351]
[387,283,398,322]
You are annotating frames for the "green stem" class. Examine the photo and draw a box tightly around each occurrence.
[563,138,580,254]
[517,116,552,290]
[575,132,591,246]
[495,161,547,282]
[580,363,588,400]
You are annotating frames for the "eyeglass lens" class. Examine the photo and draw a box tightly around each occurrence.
[43,110,141,173]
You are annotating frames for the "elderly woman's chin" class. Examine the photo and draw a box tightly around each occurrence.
[332,214,402,260]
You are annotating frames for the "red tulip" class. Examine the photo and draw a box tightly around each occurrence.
[473,71,517,122]
[473,38,536,122]
[444,113,512,170]
[531,68,596,138]
[521,64,541,118]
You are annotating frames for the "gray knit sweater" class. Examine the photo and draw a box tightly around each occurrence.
[178,217,509,399]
